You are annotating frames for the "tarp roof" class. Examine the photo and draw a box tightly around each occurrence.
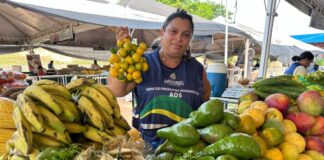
[291,33,324,43]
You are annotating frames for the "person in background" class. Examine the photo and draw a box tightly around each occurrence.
[284,51,314,76]
[37,65,46,76]
[108,9,211,149]
[47,60,55,70]
[91,60,101,70]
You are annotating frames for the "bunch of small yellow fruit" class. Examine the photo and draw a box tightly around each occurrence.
[108,38,149,84]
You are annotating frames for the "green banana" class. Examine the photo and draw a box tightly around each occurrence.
[90,84,121,118]
[64,123,88,134]
[16,94,45,133]
[66,78,96,91]
[113,116,131,131]
[80,86,113,115]
[12,107,33,155]
[52,95,79,122]
[83,125,113,144]
[32,133,66,148]
[37,105,66,133]
[38,84,72,100]
[39,127,71,144]
[23,85,62,115]
[77,96,106,130]
[111,124,128,136]
[32,79,58,85]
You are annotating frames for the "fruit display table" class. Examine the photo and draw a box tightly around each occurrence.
[28,74,108,85]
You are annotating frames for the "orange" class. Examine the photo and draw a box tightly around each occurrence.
[135,63,143,71]
[263,148,284,160]
[118,48,128,58]
[109,54,121,64]
[243,108,265,128]
[131,44,137,52]
[142,62,149,72]
[237,100,253,114]
[297,154,314,160]
[132,70,141,80]
[117,39,124,48]
[284,132,305,153]
[252,135,268,155]
[282,119,297,134]
[118,68,125,74]
[132,53,141,63]
[237,114,256,135]
[127,65,135,74]
[125,56,134,64]
[126,73,133,81]
[134,77,143,84]
[113,62,121,69]
[139,42,147,50]
[123,41,132,51]
[260,128,284,147]
[250,101,268,115]
[279,142,299,160]
[120,61,129,70]
[123,38,131,43]
[136,47,145,56]
[109,68,118,78]
[140,57,146,63]
[266,108,283,122]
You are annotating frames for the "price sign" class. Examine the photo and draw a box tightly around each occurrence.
[221,87,253,98]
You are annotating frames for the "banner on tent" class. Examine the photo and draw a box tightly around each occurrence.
[50,28,73,43]
[26,54,42,73]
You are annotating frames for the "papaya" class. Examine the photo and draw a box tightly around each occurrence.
[156,152,174,160]
[195,133,261,159]
[157,123,200,147]
[198,124,234,144]
[215,155,238,160]
[220,111,241,130]
[190,99,224,128]
[155,139,207,155]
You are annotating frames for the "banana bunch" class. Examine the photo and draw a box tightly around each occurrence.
[4,79,131,159]
[66,78,130,144]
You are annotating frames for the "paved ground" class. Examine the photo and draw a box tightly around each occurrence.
[117,97,133,126]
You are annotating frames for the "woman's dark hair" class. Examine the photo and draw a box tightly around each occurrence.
[162,9,194,61]
[162,9,194,33]
[291,51,314,61]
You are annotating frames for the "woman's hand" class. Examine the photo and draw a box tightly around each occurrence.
[115,27,131,40]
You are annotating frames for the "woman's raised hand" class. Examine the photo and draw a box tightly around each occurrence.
[115,26,131,41]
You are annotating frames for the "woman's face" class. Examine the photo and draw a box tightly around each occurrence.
[160,17,193,58]
[300,59,313,67]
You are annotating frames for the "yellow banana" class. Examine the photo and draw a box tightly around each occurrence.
[37,84,72,100]
[111,124,127,136]
[37,105,66,133]
[97,107,114,129]
[23,85,62,115]
[32,79,58,85]
[6,139,15,151]
[16,94,45,133]
[77,96,106,130]
[12,107,33,155]
[83,125,113,144]
[80,86,113,115]
[9,154,28,160]
[65,78,96,91]
[32,133,65,148]
[52,95,79,122]
[64,123,87,134]
[113,116,131,131]
[39,127,71,144]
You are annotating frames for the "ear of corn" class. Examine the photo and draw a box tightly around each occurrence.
[0,128,15,154]
[0,97,16,129]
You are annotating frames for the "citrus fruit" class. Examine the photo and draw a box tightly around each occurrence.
[120,61,129,70]
[118,68,125,74]
[136,47,145,56]
[266,108,283,122]
[284,132,305,153]
[253,135,268,155]
[126,73,133,81]
[132,53,141,63]
[250,101,268,115]
[131,44,137,51]
[132,70,141,80]
[134,77,143,84]
[139,42,147,50]
[127,65,135,73]
[282,119,297,134]
[123,41,132,51]
[260,128,284,147]
[117,39,124,48]
[113,62,121,69]
[109,54,121,64]
[135,63,142,70]
[237,100,253,114]
[263,148,284,160]
[118,48,128,58]
[125,56,134,64]
[142,62,149,71]
[279,142,299,160]
[237,114,256,135]
[243,108,265,128]
[109,68,119,78]
[297,154,314,160]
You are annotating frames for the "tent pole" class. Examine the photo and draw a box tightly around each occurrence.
[258,0,277,78]
[243,38,250,78]
[224,0,228,66]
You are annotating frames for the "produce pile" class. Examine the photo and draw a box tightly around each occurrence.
[108,38,149,84]
[0,71,28,100]
[0,78,139,160]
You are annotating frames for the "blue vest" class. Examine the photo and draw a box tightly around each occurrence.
[133,49,204,146]
[284,62,301,75]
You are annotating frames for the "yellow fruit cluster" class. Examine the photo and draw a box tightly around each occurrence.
[108,38,149,84]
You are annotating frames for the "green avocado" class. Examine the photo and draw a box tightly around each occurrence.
[220,111,241,130]
[156,152,174,160]
[215,155,238,160]
[198,124,234,144]
[155,139,207,155]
